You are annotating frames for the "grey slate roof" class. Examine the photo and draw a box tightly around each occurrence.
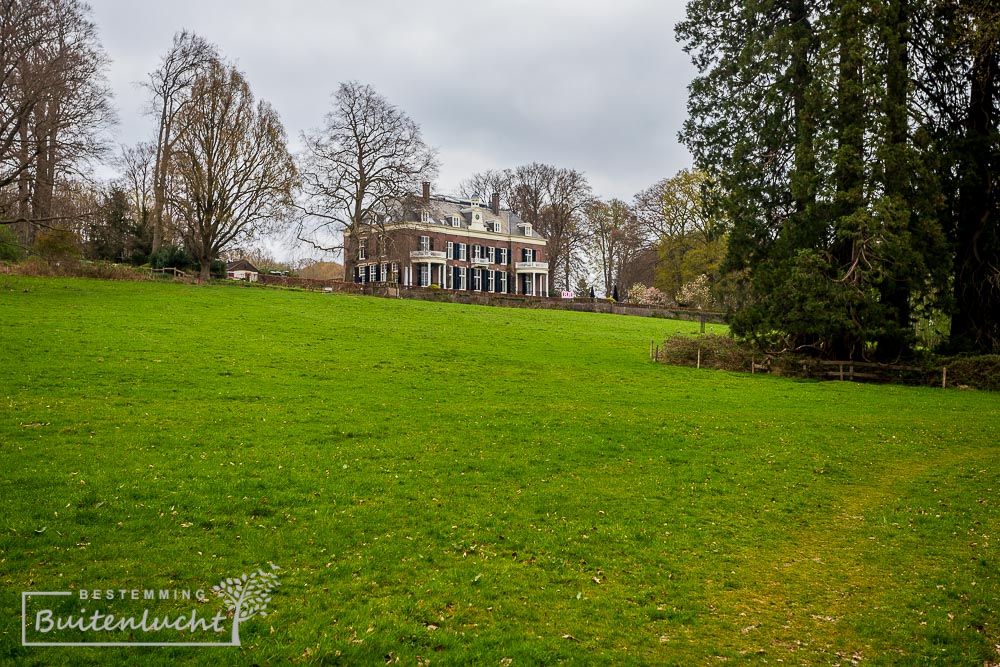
[399,194,545,240]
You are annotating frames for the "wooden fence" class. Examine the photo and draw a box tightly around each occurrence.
[651,340,951,388]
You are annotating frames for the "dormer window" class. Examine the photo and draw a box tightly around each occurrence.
[450,215,461,227]
[419,210,430,223]
[523,223,532,236]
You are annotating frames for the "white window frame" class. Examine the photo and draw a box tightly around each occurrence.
[358,239,367,261]
[420,210,430,223]
[419,264,430,287]
[488,247,496,263]
[447,241,454,259]
[499,271,507,293]
[451,215,461,227]
[499,248,508,265]
[458,243,467,261]
[419,235,430,251]
[487,270,495,292]
[458,267,467,290]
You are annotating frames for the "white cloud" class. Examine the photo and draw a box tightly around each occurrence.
[89,0,695,201]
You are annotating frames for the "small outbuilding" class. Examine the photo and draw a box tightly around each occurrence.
[226,259,259,282]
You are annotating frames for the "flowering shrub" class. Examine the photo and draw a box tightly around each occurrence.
[676,274,716,309]
[625,283,672,306]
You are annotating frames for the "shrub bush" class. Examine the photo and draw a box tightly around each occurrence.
[33,229,81,260]
[659,333,753,371]
[4,257,154,281]
[0,225,23,262]
[150,245,195,271]
[940,355,1000,392]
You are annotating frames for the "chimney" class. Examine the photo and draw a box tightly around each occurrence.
[422,181,430,203]
[491,193,500,215]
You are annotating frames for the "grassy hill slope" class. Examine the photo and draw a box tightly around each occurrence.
[1,276,997,665]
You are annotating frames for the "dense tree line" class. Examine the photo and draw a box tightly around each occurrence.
[0,2,297,280]
[678,0,999,357]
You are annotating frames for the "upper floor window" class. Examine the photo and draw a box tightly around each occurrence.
[420,210,430,223]
[523,223,532,236]
[451,215,461,227]
[358,239,367,261]
[522,247,535,262]
[488,247,496,263]
[458,243,467,261]
[499,248,508,265]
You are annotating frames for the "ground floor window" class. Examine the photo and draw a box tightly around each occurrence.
[419,264,429,287]
[522,274,533,295]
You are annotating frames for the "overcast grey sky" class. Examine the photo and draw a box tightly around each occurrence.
[88,0,696,204]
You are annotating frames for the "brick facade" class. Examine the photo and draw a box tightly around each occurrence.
[345,189,550,296]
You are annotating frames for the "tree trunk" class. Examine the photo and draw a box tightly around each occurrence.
[788,0,818,245]
[951,45,998,353]
[876,0,914,361]
[199,258,212,283]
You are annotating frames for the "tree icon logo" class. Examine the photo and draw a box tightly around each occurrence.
[212,564,280,645]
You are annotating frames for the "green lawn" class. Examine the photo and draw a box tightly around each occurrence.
[1,275,998,665]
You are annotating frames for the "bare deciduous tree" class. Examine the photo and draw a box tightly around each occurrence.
[459,168,514,210]
[1,0,114,243]
[633,169,719,243]
[463,162,591,292]
[296,81,438,255]
[1,0,55,206]
[116,141,154,232]
[584,198,643,298]
[144,30,217,253]
[541,167,591,292]
[169,59,296,282]
[509,162,554,230]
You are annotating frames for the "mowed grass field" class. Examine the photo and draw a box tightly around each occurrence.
[1,275,998,666]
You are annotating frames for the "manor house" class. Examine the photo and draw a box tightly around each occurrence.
[344,183,550,296]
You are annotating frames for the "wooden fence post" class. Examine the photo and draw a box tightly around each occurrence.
[697,347,701,369]
[942,366,947,389]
